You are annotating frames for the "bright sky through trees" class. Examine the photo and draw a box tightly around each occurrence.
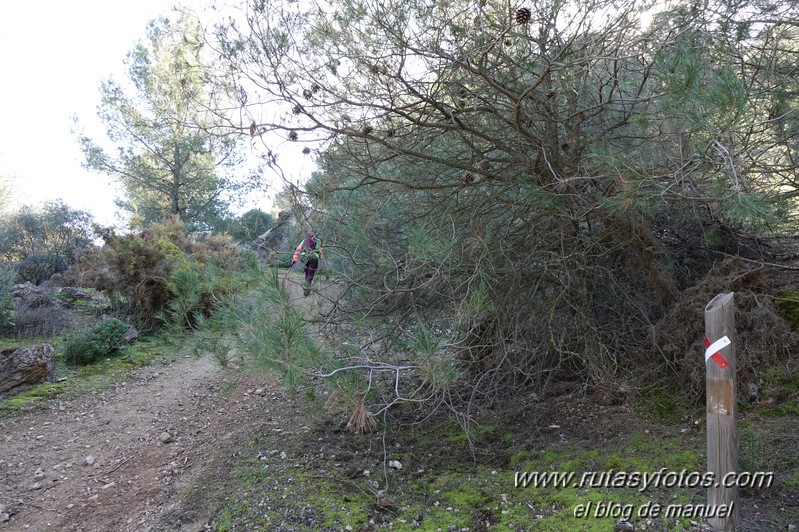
[0,0,183,223]
[0,0,296,226]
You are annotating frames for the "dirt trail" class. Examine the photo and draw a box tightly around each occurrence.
[0,276,319,532]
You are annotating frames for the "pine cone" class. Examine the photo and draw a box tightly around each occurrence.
[288,131,298,142]
[292,104,303,115]
[302,147,311,155]
[516,7,532,24]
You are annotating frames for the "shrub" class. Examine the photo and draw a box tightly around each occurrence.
[0,262,14,328]
[229,209,275,243]
[0,200,94,284]
[11,302,73,339]
[4,281,75,339]
[70,216,244,329]
[63,318,131,366]
[163,260,239,329]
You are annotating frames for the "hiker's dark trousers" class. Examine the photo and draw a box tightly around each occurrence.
[304,257,319,285]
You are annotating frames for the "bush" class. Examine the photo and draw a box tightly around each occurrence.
[63,318,131,366]
[0,262,14,328]
[0,200,94,284]
[10,302,73,339]
[70,216,244,329]
[3,281,75,339]
[230,209,275,243]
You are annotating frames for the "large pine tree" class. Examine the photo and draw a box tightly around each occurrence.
[78,10,261,231]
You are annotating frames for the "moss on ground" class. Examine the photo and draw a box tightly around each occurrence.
[0,336,172,414]
[210,420,755,531]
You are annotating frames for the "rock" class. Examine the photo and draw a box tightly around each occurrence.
[0,344,55,398]
[10,282,53,309]
[84,455,95,466]
[159,432,174,444]
[388,460,402,470]
[54,287,94,308]
[124,326,139,343]
[254,388,265,396]
[615,520,635,531]
[250,209,299,265]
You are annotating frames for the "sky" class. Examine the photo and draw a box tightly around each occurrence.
[0,0,288,227]
[0,1,660,228]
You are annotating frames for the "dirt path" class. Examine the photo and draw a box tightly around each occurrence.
[0,274,331,532]
[0,351,282,532]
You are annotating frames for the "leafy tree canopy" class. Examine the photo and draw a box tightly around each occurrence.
[78,10,263,232]
[205,0,799,407]
[0,199,94,284]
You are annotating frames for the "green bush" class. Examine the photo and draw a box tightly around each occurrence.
[71,216,244,329]
[0,200,94,284]
[211,209,275,243]
[63,318,131,366]
[0,262,15,328]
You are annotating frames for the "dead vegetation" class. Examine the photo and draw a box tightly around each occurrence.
[653,257,799,404]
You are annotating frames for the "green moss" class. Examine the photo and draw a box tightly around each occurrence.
[738,422,765,473]
[0,339,25,351]
[637,390,687,424]
[760,401,799,416]
[556,457,585,474]
[215,455,372,531]
[660,450,700,471]
[0,381,70,411]
[508,450,532,468]
[539,449,561,466]
[761,369,799,395]
[211,429,732,531]
[601,453,652,473]
[757,370,799,416]
[0,336,171,415]
[625,433,649,448]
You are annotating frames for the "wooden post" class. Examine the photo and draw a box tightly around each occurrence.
[704,292,739,530]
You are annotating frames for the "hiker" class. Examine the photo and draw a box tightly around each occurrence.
[291,231,322,296]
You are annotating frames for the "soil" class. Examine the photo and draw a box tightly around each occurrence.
[0,345,292,531]
[1,273,797,531]
[0,275,317,532]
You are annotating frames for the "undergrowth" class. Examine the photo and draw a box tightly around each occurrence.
[212,408,794,531]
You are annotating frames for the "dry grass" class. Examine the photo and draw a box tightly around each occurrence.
[324,388,377,434]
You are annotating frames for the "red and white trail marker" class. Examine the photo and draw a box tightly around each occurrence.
[704,334,731,369]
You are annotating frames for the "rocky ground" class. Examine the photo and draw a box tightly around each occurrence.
[0,350,298,531]
[0,273,320,532]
